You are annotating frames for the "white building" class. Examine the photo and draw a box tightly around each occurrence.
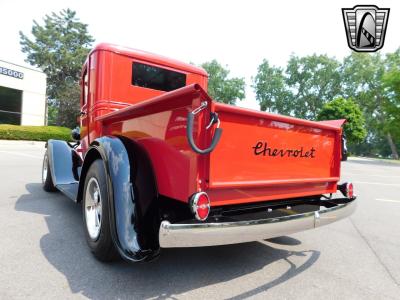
[0,60,46,126]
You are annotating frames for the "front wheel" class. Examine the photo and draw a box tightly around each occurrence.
[82,159,119,262]
[42,151,57,192]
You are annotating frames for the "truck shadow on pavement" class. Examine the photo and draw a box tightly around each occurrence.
[15,183,320,299]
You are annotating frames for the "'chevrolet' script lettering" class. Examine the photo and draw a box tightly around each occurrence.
[252,141,316,158]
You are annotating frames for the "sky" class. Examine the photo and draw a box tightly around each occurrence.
[1,0,399,110]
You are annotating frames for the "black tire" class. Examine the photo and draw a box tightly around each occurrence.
[42,151,57,192]
[82,159,119,262]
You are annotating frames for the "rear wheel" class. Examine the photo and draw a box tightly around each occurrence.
[42,151,57,192]
[83,159,119,262]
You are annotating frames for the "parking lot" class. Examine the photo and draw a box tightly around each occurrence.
[0,140,399,299]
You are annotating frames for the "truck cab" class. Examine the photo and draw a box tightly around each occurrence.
[42,43,356,263]
[79,43,208,152]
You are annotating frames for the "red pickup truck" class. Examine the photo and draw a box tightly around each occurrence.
[42,43,356,262]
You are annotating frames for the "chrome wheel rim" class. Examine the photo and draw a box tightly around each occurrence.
[42,154,48,183]
[84,177,102,240]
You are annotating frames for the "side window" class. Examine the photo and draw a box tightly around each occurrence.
[132,62,186,92]
[83,70,88,105]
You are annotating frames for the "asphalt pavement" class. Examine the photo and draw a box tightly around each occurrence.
[0,140,399,299]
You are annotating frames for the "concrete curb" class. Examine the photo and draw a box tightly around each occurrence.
[0,140,46,147]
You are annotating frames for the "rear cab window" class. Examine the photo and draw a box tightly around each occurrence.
[132,62,186,92]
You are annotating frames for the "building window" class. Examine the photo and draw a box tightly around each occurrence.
[132,62,186,92]
[0,86,22,125]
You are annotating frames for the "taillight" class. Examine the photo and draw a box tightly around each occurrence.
[190,192,210,221]
[337,182,355,199]
[347,182,354,198]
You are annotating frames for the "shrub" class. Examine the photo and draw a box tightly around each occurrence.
[0,124,71,141]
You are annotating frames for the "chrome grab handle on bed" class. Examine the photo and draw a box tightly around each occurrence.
[187,102,222,154]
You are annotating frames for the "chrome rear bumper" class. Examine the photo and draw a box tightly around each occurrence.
[159,198,356,248]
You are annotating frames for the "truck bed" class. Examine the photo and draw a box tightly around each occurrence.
[97,84,343,206]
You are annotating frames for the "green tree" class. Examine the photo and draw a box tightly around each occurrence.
[341,52,399,159]
[285,54,341,119]
[382,49,400,144]
[253,55,341,119]
[55,81,81,128]
[253,60,293,114]
[20,9,94,128]
[201,60,245,105]
[253,51,400,159]
[317,98,367,144]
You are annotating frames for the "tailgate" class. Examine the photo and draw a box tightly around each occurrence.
[208,104,343,206]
